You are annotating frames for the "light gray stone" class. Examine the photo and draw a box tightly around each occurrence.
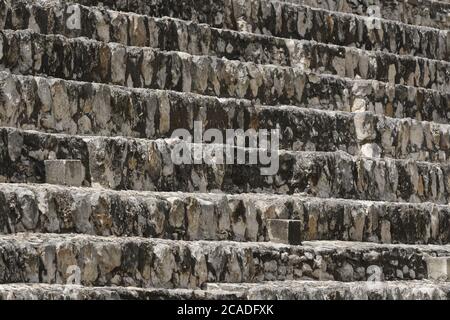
[267,219,302,245]
[45,160,84,187]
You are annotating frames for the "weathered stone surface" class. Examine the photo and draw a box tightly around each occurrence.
[45,160,84,187]
[0,283,244,300]
[1,72,450,162]
[2,0,448,64]
[1,233,450,286]
[267,219,302,245]
[1,183,450,244]
[2,127,450,203]
[1,0,450,301]
[207,280,450,300]
[3,280,450,300]
[281,0,450,30]
[2,71,449,136]
[1,30,448,97]
[425,257,450,281]
[21,0,448,62]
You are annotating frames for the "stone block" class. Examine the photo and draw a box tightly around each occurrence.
[45,160,84,187]
[425,257,450,281]
[267,219,302,245]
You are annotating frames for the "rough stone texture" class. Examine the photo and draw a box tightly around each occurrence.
[267,219,302,245]
[0,283,244,300]
[2,183,450,244]
[2,127,450,203]
[2,233,450,286]
[2,281,450,300]
[281,0,450,30]
[24,0,449,62]
[2,71,449,135]
[425,257,450,281]
[1,72,450,162]
[1,1,448,64]
[207,280,450,300]
[0,0,450,300]
[45,160,84,186]
[1,30,448,96]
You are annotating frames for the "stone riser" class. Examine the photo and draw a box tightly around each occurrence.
[24,0,449,61]
[2,183,450,244]
[0,233,448,287]
[2,1,448,68]
[1,127,450,203]
[1,31,448,104]
[2,73,450,162]
[281,0,450,30]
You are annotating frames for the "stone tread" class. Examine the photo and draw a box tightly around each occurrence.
[1,280,450,299]
[1,183,450,244]
[2,72,450,162]
[21,0,450,55]
[1,30,449,97]
[206,280,450,299]
[0,232,449,286]
[2,126,450,203]
[0,283,243,300]
[2,0,449,63]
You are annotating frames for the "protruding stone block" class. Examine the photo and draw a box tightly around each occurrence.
[267,219,301,245]
[425,257,450,281]
[45,160,84,187]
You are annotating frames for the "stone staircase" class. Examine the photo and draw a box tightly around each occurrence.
[0,0,449,300]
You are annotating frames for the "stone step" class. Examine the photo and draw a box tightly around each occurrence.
[280,0,450,30]
[1,30,448,99]
[2,127,450,203]
[20,0,449,62]
[1,233,450,286]
[2,73,450,162]
[2,1,448,64]
[0,283,243,300]
[206,280,450,300]
[3,68,449,132]
[2,280,450,300]
[3,183,450,244]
